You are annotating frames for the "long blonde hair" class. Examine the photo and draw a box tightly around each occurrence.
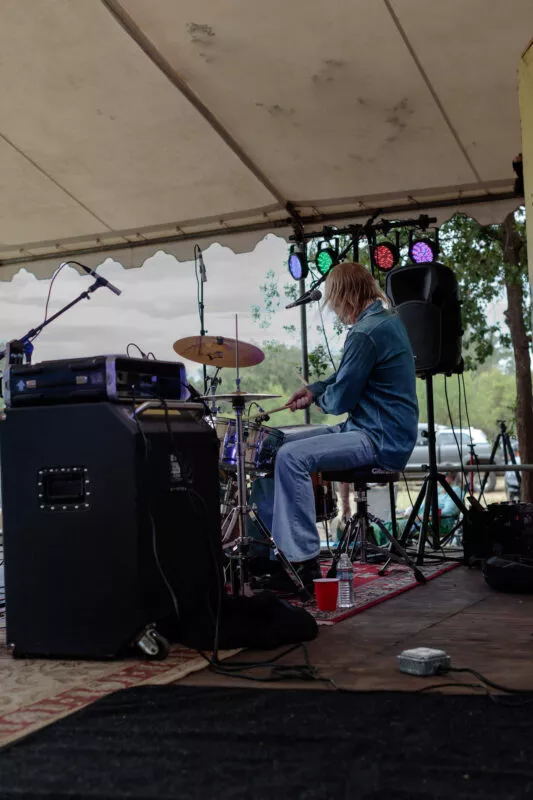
[324,262,387,325]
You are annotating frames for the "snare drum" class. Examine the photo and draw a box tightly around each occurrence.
[215,417,284,473]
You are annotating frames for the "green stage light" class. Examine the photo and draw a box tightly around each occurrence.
[316,245,337,275]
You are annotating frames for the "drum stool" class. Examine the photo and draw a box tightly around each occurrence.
[321,466,425,584]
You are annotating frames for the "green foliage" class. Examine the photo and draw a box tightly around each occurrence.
[438,211,529,370]
[417,370,517,438]
[213,341,303,396]
[308,343,333,380]
[250,270,299,331]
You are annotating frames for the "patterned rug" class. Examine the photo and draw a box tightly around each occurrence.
[0,617,238,748]
[309,560,460,625]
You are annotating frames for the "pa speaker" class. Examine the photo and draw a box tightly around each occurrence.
[0,402,222,658]
[385,262,463,375]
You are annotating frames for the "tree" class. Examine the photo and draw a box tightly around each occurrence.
[439,211,532,500]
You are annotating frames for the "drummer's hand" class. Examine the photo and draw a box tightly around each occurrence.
[287,387,314,411]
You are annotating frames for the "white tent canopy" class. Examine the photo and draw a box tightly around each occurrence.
[0,0,531,278]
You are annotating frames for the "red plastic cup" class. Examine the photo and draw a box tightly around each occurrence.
[313,578,339,611]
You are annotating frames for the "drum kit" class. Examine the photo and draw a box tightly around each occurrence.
[173,328,338,599]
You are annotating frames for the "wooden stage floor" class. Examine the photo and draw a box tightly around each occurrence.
[181,566,533,693]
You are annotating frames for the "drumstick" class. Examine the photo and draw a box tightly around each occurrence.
[257,376,309,421]
[261,403,290,416]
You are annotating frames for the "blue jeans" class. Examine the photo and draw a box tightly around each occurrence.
[249,425,378,562]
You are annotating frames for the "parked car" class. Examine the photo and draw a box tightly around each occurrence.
[407,424,500,491]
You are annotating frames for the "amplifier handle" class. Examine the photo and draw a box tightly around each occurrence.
[130,400,206,419]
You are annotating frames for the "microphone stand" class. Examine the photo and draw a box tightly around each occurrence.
[0,276,114,367]
[194,246,209,394]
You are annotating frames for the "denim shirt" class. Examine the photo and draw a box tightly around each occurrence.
[307,300,418,470]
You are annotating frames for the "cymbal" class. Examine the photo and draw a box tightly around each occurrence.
[173,335,264,368]
[199,392,281,403]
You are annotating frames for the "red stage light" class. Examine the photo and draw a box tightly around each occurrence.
[373,243,398,272]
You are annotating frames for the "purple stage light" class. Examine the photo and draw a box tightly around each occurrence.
[410,240,436,264]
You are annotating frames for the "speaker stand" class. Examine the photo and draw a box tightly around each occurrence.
[400,374,470,564]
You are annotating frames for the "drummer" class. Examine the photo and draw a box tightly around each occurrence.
[251,261,418,594]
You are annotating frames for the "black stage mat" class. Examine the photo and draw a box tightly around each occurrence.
[1,685,533,799]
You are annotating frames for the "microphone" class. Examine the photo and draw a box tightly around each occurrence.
[76,263,122,296]
[197,248,207,283]
[285,288,322,309]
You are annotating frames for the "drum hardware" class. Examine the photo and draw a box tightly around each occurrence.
[202,392,281,402]
[254,403,290,424]
[223,504,307,597]
[205,367,222,415]
[196,316,305,598]
[217,419,337,594]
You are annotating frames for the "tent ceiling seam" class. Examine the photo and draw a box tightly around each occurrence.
[384,0,485,185]
[99,0,289,211]
[0,131,113,232]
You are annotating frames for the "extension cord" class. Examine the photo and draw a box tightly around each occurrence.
[397,647,451,676]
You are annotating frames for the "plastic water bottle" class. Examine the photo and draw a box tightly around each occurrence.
[337,553,355,608]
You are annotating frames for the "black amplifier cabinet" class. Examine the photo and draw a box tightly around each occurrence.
[4,355,187,407]
[463,502,533,564]
[0,401,222,658]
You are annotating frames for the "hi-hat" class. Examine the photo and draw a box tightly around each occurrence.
[173,335,264,368]
[199,392,281,403]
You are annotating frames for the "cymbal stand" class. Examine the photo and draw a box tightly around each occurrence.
[205,367,222,415]
[225,314,307,597]
[225,316,252,595]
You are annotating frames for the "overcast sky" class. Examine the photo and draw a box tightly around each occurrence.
[0,234,340,383]
[0,233,508,389]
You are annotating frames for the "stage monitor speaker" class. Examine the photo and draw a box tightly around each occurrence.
[385,262,463,375]
[0,402,222,658]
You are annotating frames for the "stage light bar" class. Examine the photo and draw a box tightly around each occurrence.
[288,244,308,280]
[409,238,438,264]
[373,242,399,272]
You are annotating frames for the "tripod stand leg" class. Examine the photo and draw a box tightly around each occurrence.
[389,481,398,540]
[348,519,364,564]
[400,476,428,546]
[368,513,426,583]
[416,479,434,564]
[327,517,357,577]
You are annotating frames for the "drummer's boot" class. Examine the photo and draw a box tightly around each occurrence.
[249,556,282,577]
[258,556,321,596]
